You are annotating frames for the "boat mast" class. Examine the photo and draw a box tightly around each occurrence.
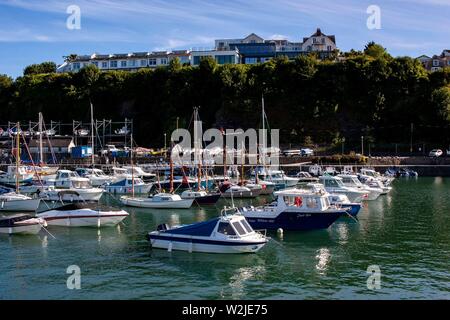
[222,128,227,180]
[15,122,20,193]
[38,112,43,165]
[131,133,135,197]
[194,107,202,192]
[241,142,245,185]
[90,101,95,167]
[169,147,174,194]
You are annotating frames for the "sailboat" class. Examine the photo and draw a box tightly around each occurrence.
[180,107,221,205]
[120,136,194,209]
[0,122,41,212]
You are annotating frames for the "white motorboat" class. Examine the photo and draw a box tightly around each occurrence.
[37,201,129,228]
[295,171,319,183]
[337,174,383,200]
[0,192,40,212]
[0,165,34,185]
[75,168,114,187]
[319,175,368,203]
[39,170,104,202]
[122,166,156,183]
[120,193,194,209]
[146,209,268,254]
[0,214,45,235]
[360,168,394,186]
[105,177,153,195]
[252,168,299,188]
[362,177,392,195]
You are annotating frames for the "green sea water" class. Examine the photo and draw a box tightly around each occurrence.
[1,177,449,299]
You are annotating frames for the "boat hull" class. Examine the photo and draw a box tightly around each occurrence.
[41,189,104,202]
[189,194,221,205]
[341,204,361,217]
[38,210,128,227]
[245,210,343,231]
[0,222,42,235]
[120,197,194,209]
[221,189,261,198]
[0,198,40,212]
[147,234,267,254]
[105,184,152,195]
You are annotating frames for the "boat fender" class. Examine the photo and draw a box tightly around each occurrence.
[277,228,284,236]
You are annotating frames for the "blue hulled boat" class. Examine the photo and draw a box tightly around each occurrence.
[240,190,347,231]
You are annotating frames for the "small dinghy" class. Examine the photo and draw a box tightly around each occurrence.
[146,208,268,254]
[37,197,129,228]
[120,193,194,209]
[0,214,45,235]
[0,192,41,212]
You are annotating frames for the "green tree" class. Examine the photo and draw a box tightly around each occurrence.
[364,42,390,60]
[23,61,57,75]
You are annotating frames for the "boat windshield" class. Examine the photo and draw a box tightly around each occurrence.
[217,222,236,236]
[232,221,247,235]
[324,178,344,188]
[240,219,254,233]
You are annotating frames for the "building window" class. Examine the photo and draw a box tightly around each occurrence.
[327,46,332,51]
[129,60,136,67]
[140,59,147,67]
[160,58,168,65]
[121,61,127,67]
[313,38,317,44]
[433,60,440,66]
[321,37,325,44]
[245,57,258,64]
[215,55,235,64]
[307,46,312,51]
[92,61,98,67]
[149,58,156,66]
[73,62,81,70]
[110,61,118,68]
[102,62,108,68]
[447,60,450,65]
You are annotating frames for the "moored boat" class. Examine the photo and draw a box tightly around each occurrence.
[180,190,221,205]
[0,214,45,235]
[240,189,347,231]
[0,192,40,212]
[120,193,194,209]
[37,201,129,228]
[146,209,268,254]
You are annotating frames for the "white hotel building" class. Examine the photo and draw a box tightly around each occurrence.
[57,28,337,73]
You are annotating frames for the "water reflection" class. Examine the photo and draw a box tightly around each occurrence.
[228,265,266,299]
[315,248,331,275]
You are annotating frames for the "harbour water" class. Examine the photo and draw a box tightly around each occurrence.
[1,177,449,299]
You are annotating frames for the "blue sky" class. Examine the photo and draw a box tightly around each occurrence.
[0,0,449,78]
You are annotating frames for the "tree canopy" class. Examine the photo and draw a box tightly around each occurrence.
[1,45,449,150]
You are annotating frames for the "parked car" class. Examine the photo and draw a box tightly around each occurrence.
[429,149,443,157]
[301,148,314,157]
